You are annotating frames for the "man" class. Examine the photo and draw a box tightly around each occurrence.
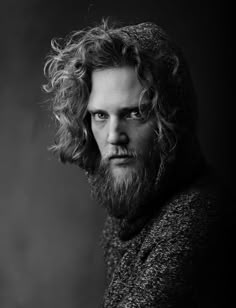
[44,20,230,307]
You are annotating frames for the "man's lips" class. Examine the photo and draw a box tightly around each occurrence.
[108,155,135,165]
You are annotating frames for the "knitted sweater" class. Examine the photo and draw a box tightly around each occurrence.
[100,178,224,308]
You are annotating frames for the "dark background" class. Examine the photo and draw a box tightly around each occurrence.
[0,1,232,307]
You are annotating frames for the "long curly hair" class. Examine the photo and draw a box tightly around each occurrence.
[43,19,198,173]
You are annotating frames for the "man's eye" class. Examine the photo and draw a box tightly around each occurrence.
[93,113,107,121]
[127,111,143,120]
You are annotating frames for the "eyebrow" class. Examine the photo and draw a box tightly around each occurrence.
[87,103,151,115]
[88,109,108,115]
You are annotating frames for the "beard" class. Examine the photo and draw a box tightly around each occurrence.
[87,145,160,220]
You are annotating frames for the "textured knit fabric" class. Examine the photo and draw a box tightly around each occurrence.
[100,177,224,308]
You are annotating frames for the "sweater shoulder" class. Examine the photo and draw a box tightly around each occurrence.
[144,185,219,250]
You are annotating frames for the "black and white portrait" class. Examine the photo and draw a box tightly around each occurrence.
[0,1,233,307]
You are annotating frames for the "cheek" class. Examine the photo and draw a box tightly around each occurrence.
[132,125,155,146]
[130,126,157,156]
[91,126,105,152]
[139,134,154,149]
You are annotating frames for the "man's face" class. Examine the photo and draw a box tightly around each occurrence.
[87,66,157,182]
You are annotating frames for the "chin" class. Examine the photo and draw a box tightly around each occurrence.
[111,165,136,182]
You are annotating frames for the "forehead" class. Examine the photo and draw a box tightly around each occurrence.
[87,66,143,112]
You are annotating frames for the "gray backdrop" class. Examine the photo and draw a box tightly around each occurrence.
[0,0,232,307]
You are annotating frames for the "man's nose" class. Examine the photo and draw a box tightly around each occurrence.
[107,117,129,145]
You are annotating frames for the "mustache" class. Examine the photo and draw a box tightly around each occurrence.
[102,148,138,161]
